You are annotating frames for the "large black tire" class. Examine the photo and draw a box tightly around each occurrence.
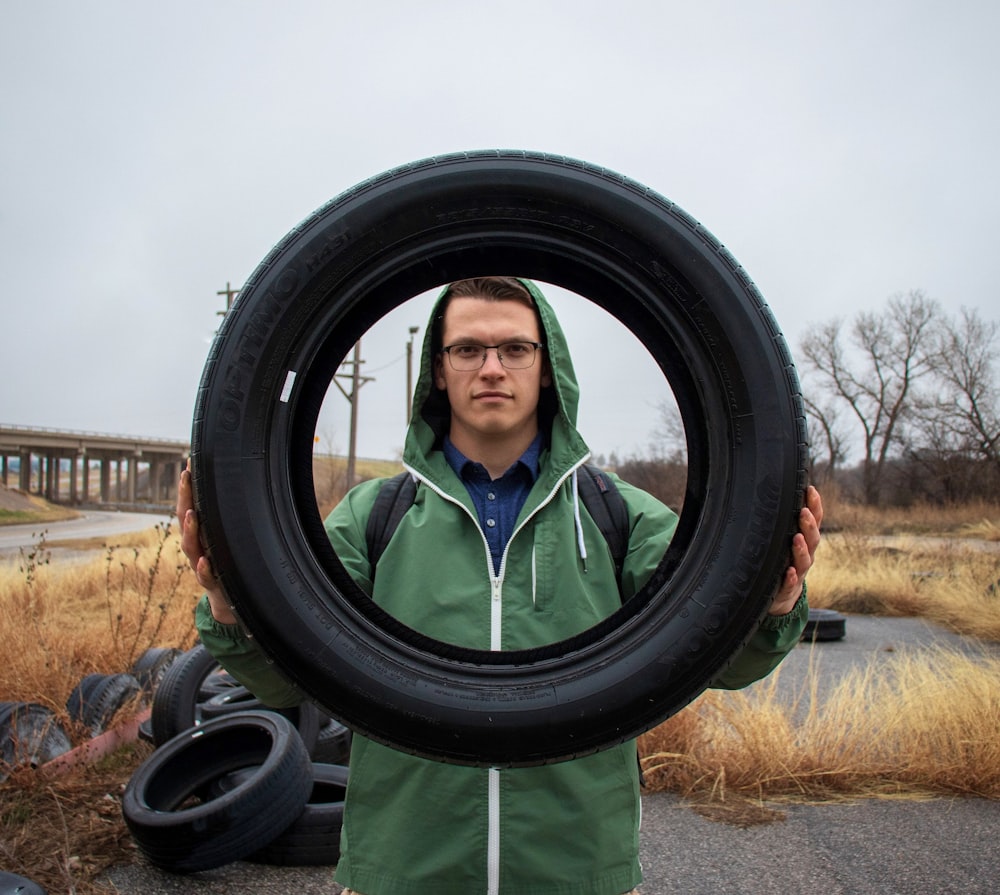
[121,711,313,873]
[0,702,72,780]
[191,150,808,767]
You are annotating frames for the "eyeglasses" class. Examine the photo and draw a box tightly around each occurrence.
[440,341,545,371]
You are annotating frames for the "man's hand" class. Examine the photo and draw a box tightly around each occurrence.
[178,460,237,624]
[768,484,823,616]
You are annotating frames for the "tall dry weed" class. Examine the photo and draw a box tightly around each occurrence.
[822,491,1000,537]
[806,533,1000,640]
[0,523,200,720]
[639,645,1000,802]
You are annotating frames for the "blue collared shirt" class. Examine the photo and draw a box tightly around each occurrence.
[442,434,542,576]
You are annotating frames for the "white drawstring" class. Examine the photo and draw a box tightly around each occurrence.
[571,468,588,572]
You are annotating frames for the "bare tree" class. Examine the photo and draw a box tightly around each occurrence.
[802,393,848,484]
[652,395,686,462]
[905,307,1000,499]
[929,307,1000,465]
[799,291,939,504]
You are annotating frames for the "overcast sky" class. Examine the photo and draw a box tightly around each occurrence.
[2,1,997,463]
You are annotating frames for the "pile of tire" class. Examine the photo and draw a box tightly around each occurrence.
[122,643,351,873]
[1,647,178,781]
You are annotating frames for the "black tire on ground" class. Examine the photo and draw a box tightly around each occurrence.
[196,684,264,719]
[0,870,48,894]
[197,668,241,699]
[150,644,221,745]
[64,673,106,721]
[0,702,72,780]
[214,762,348,866]
[131,647,182,695]
[121,711,313,873]
[312,712,353,765]
[198,688,321,756]
[803,608,847,642]
[66,672,142,735]
[191,150,808,767]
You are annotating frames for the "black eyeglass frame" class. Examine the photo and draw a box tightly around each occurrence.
[439,341,545,370]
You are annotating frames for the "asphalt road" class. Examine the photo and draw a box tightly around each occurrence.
[0,509,172,562]
[103,792,1000,895]
[101,614,1000,895]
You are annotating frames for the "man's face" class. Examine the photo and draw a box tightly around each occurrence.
[433,296,552,450]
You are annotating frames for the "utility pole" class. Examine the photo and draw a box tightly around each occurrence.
[216,282,240,334]
[217,281,239,315]
[406,326,420,424]
[333,341,374,488]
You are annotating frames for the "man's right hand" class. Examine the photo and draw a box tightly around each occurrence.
[178,461,238,624]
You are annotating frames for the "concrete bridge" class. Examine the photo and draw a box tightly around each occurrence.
[0,424,189,509]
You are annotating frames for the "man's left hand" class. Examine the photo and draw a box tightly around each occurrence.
[768,484,823,616]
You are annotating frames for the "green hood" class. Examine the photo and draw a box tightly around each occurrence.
[402,279,590,479]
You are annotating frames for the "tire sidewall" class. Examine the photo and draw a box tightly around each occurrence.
[193,152,806,765]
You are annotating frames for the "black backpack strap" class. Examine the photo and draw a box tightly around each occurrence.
[576,463,630,596]
[365,471,418,570]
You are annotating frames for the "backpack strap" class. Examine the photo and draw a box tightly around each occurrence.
[364,471,417,570]
[576,463,630,594]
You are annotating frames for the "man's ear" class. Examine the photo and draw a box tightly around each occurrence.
[541,357,553,389]
[434,354,447,390]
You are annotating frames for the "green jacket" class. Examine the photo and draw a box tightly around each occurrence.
[196,280,807,895]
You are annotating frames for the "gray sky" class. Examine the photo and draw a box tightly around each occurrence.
[2,1,997,463]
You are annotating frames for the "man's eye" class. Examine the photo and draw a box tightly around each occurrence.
[503,343,529,356]
[453,345,481,357]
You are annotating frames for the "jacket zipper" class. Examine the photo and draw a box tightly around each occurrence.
[404,458,590,894]
[487,767,501,895]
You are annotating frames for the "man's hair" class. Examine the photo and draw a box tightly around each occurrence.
[441,276,535,306]
[433,277,538,353]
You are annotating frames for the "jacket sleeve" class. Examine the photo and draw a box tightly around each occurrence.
[710,585,808,689]
[612,476,680,602]
[193,479,386,706]
[194,595,306,707]
[613,474,807,690]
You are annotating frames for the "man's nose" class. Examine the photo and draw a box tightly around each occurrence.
[480,347,506,374]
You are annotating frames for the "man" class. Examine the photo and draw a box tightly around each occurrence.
[180,277,822,895]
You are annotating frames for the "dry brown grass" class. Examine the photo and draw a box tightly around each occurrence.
[1,522,200,892]
[0,487,79,526]
[805,532,1000,640]
[1,742,153,895]
[639,645,1000,806]
[819,485,1000,538]
[0,523,200,717]
[2,498,1000,889]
